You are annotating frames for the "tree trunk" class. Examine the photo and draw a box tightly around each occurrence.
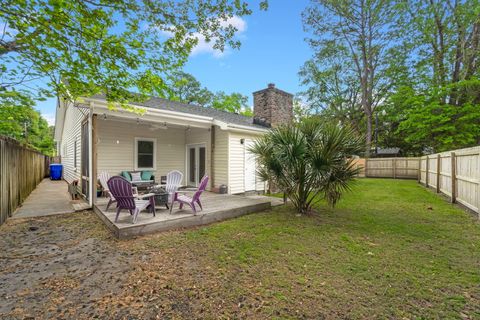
[365,111,372,157]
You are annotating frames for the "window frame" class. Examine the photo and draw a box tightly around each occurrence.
[134,137,156,171]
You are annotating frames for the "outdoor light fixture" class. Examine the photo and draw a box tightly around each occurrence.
[103,113,107,120]
[186,125,191,132]
[240,138,245,144]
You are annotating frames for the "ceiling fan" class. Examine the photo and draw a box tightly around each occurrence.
[149,122,168,131]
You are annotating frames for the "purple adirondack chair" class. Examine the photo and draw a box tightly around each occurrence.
[107,176,156,224]
[171,175,209,215]
[98,171,140,211]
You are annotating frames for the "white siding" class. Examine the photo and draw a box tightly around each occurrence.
[96,119,186,183]
[213,128,229,189]
[185,127,212,189]
[60,102,85,185]
[228,132,265,194]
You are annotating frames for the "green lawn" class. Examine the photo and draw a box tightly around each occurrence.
[124,178,480,319]
[1,178,479,319]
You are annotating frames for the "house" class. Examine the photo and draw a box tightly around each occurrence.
[373,147,401,158]
[54,83,293,206]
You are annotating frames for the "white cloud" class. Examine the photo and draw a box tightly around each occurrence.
[191,16,247,57]
[158,16,247,58]
[41,112,56,126]
[220,16,247,33]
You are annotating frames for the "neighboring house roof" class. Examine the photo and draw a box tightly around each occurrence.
[376,147,401,155]
[89,93,267,130]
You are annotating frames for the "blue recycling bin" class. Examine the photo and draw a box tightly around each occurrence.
[50,164,63,180]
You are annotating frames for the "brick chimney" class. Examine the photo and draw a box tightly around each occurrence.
[253,83,293,127]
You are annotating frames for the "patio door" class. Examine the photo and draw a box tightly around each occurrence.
[244,139,256,192]
[187,144,206,187]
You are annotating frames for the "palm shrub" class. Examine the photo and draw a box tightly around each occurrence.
[250,118,362,214]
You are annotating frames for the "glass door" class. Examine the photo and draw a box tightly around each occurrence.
[187,144,206,187]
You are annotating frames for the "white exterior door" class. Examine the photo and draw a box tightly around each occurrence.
[187,144,206,187]
[244,139,256,192]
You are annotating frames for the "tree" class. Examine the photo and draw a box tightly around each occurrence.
[167,72,214,107]
[0,0,267,107]
[381,0,480,153]
[397,0,480,102]
[166,71,252,115]
[302,0,396,156]
[380,81,480,154]
[0,92,55,155]
[299,59,365,136]
[250,118,362,214]
[211,91,252,115]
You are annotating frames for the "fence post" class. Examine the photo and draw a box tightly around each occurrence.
[451,152,456,203]
[418,157,421,182]
[425,156,429,188]
[393,158,397,179]
[364,159,368,177]
[436,154,441,193]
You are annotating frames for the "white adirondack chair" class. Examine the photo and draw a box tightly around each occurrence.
[159,170,183,213]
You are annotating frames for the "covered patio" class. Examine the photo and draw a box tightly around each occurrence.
[93,192,283,238]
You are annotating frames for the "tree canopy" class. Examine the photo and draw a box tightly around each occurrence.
[0,94,55,155]
[300,0,480,155]
[1,0,267,106]
[1,0,266,154]
[166,71,252,115]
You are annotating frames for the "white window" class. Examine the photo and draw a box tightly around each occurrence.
[134,137,156,170]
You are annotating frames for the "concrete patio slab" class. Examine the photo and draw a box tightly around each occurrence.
[94,192,283,238]
[13,179,89,219]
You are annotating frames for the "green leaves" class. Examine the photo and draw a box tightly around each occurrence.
[165,71,252,115]
[0,90,55,155]
[1,0,263,107]
[250,118,362,214]
[381,80,480,154]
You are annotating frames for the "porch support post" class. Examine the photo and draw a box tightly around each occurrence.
[88,106,94,207]
[92,114,98,205]
[210,125,215,190]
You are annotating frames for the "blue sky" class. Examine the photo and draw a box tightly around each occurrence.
[37,1,312,125]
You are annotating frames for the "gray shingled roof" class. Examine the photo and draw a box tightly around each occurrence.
[376,147,401,155]
[90,93,267,130]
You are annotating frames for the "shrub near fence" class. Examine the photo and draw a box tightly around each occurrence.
[419,146,480,218]
[0,136,50,226]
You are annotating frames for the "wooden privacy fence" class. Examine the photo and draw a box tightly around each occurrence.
[364,157,420,179]
[419,146,480,217]
[0,136,51,226]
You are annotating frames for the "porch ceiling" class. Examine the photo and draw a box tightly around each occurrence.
[91,103,213,129]
[98,114,210,130]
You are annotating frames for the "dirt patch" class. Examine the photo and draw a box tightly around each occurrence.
[0,212,132,319]
[1,179,479,320]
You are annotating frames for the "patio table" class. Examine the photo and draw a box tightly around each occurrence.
[146,185,169,209]
[131,180,155,192]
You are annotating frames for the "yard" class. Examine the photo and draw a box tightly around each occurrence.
[1,179,479,319]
